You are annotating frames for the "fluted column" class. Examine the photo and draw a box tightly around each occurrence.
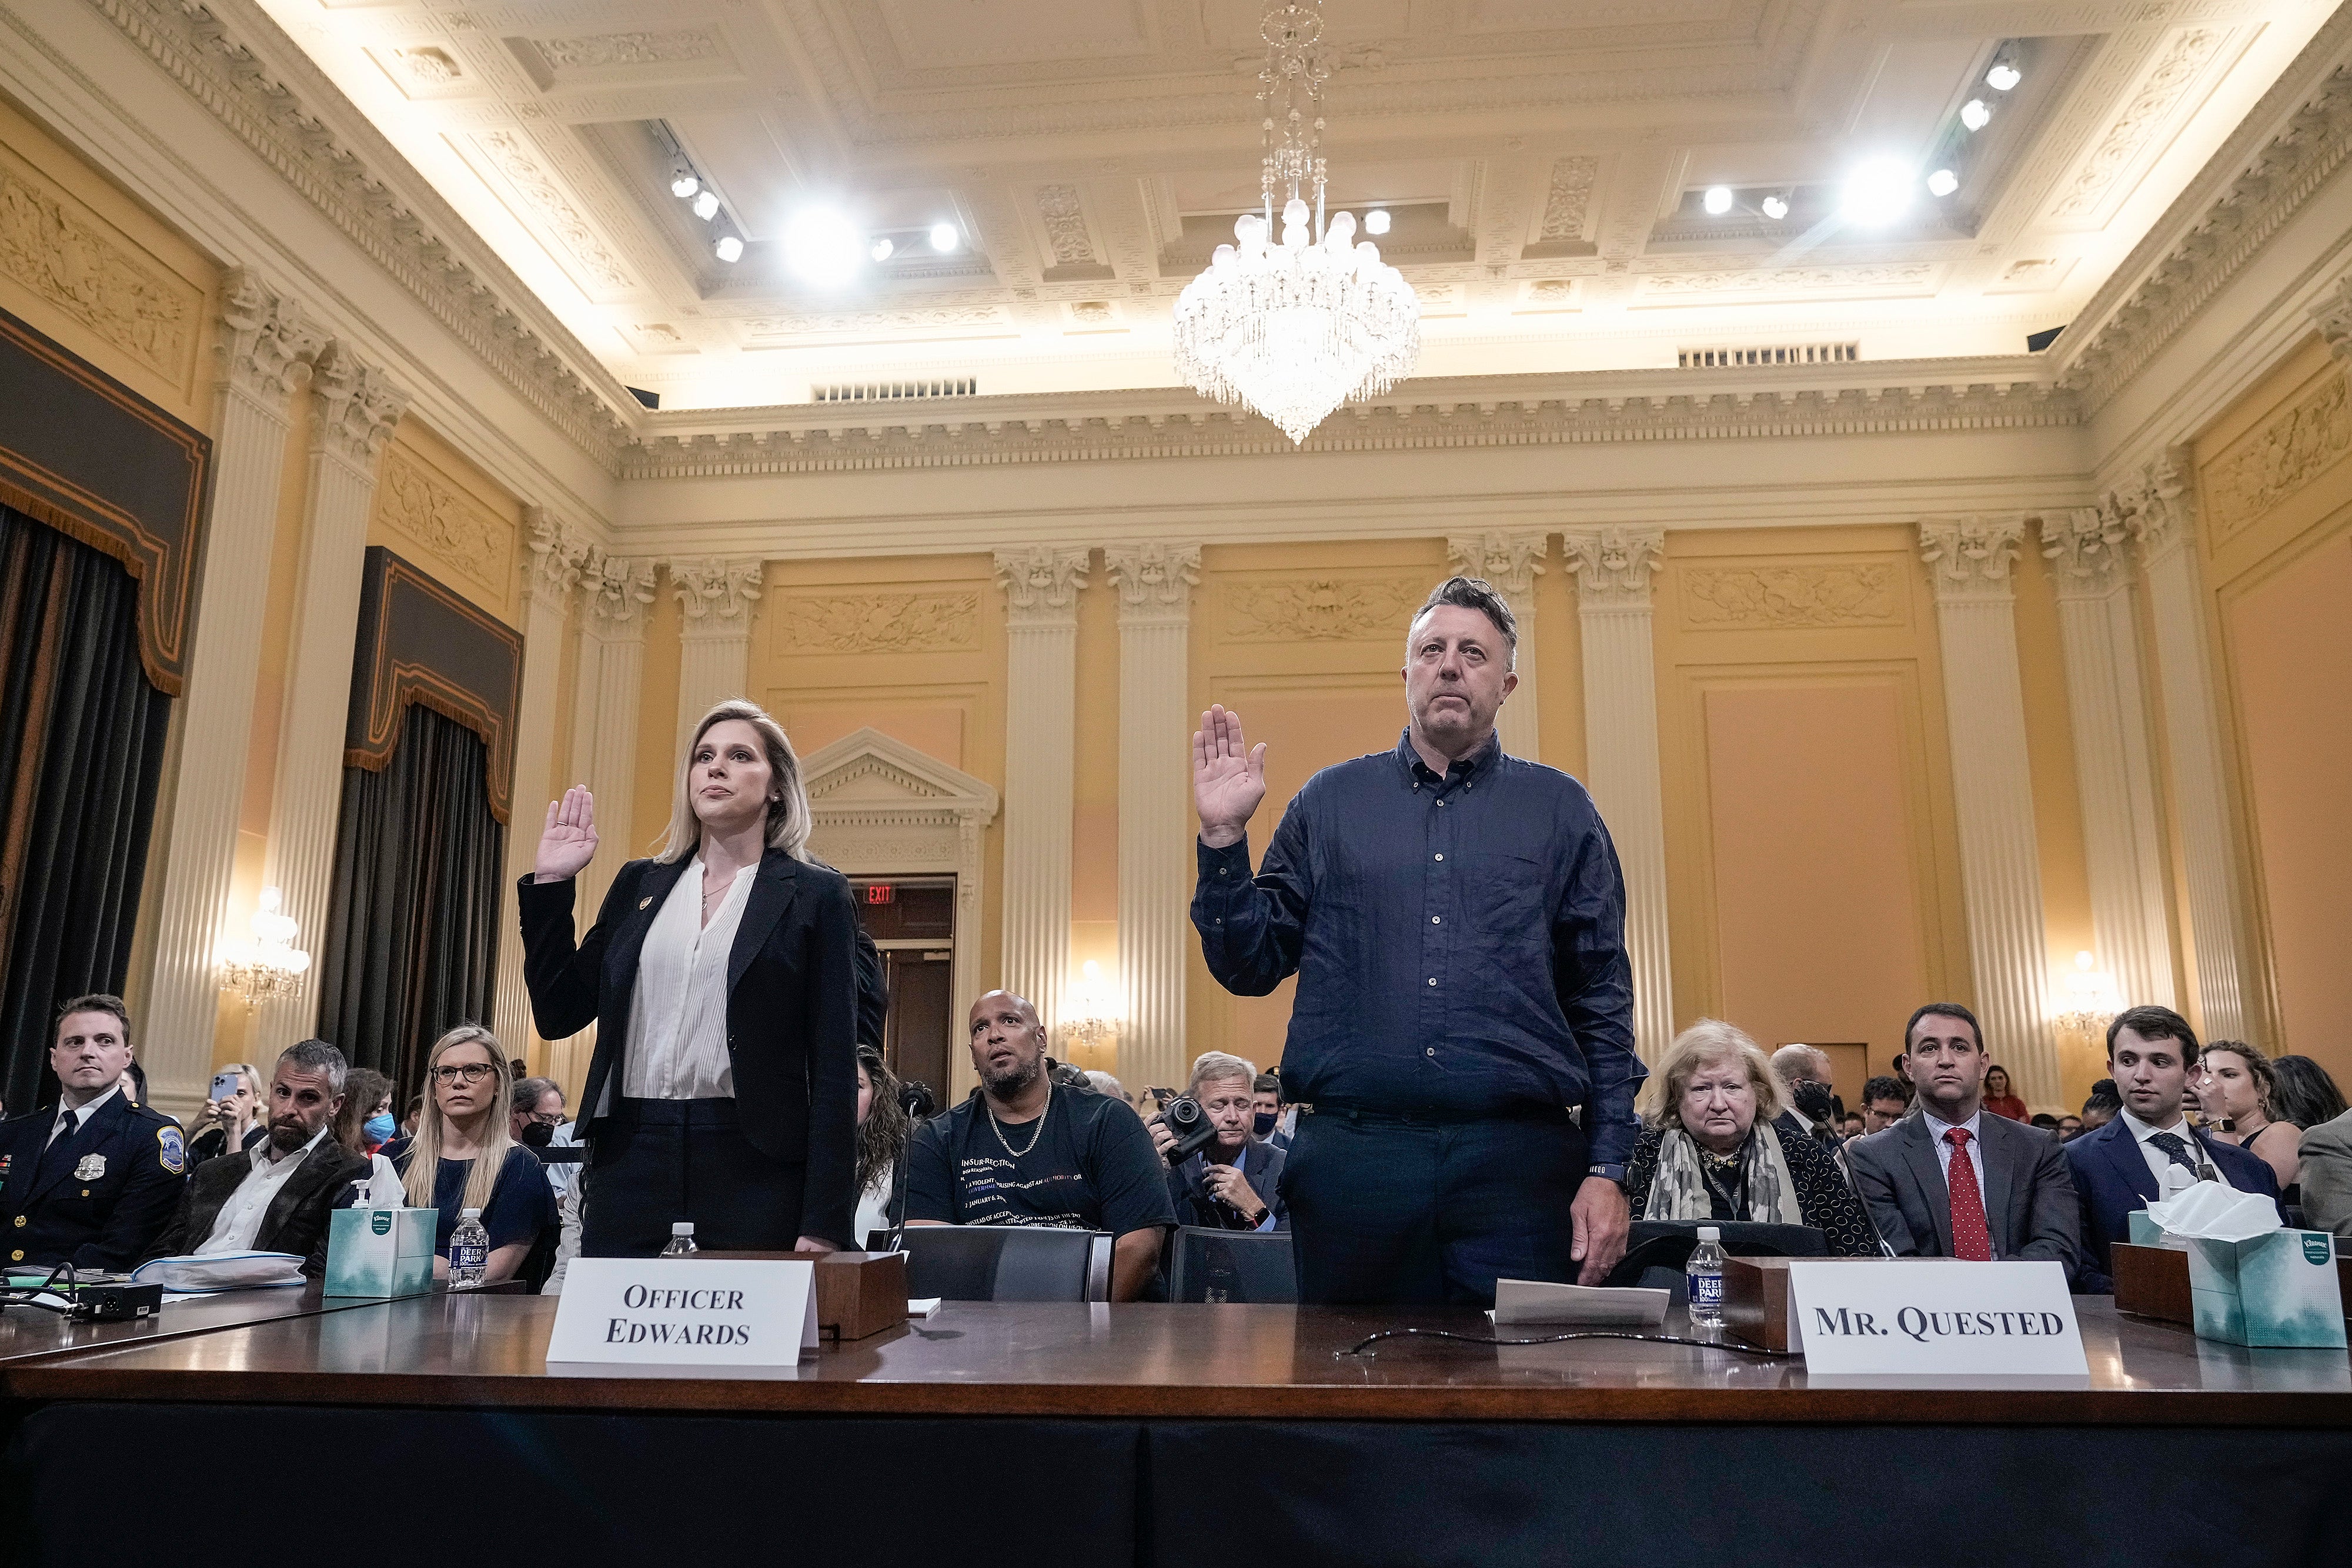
[494,511,583,1062]
[671,558,763,753]
[1920,518,2058,1107]
[2127,454,2255,1042]
[140,270,319,1114]
[2039,507,2174,1011]
[1446,531,1546,760]
[994,546,1089,1035]
[1561,529,1673,1062]
[569,550,657,919]
[1107,542,1200,1091]
[255,341,408,1055]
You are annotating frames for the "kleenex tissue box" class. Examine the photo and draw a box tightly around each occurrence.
[2186,1229,2345,1348]
[325,1205,437,1298]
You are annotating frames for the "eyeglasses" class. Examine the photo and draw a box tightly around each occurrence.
[432,1062,497,1084]
[524,1109,564,1126]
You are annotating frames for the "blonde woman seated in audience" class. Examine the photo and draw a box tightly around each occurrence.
[394,1025,554,1284]
[2195,1041,2303,1193]
[1625,1019,1877,1256]
[187,1061,265,1166]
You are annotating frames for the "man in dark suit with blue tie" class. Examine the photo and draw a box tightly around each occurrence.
[2066,1004,2278,1292]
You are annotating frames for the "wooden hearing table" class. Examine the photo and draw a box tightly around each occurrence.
[2,1296,2346,1567]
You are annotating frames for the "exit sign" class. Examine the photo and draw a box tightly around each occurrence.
[865,884,895,905]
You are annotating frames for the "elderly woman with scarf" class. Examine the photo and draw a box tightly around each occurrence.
[1625,1018,1877,1256]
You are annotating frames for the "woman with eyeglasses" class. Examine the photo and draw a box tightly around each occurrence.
[394,1025,553,1283]
[519,698,872,1258]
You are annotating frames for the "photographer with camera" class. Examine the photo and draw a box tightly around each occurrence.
[1148,1052,1288,1232]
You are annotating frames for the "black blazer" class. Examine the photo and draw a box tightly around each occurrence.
[0,1093,188,1271]
[142,1135,371,1276]
[517,850,866,1246]
[1846,1110,2082,1279]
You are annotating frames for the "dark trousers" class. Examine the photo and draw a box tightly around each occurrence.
[1281,1108,1588,1306]
[580,1098,806,1258]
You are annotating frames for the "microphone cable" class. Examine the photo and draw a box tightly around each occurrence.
[1335,1326,1800,1359]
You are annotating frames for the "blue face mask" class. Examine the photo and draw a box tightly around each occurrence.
[363,1113,396,1145]
[1253,1111,1278,1137]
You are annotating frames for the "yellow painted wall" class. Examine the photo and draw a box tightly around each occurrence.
[630,574,683,861]
[369,419,526,630]
[2194,335,2352,1088]
[1069,554,1120,1023]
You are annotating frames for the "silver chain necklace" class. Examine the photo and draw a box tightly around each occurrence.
[988,1084,1051,1159]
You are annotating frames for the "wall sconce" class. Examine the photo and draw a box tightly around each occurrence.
[1061,959,1120,1054]
[219,886,313,1010]
[2053,950,2120,1034]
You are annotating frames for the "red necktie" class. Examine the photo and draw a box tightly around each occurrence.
[1944,1128,1993,1261]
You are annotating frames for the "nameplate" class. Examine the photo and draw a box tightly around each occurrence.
[1786,1259,2089,1386]
[546,1258,818,1378]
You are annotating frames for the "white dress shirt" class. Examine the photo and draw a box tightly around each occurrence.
[2119,1108,2227,1192]
[622,857,754,1101]
[48,1084,122,1147]
[1919,1106,1990,1212]
[198,1126,328,1254]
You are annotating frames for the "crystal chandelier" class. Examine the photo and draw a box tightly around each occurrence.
[1172,1,1419,445]
[218,885,313,1011]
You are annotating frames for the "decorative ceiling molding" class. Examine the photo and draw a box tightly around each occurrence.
[616,362,2079,478]
[2056,12,2352,412]
[83,0,639,461]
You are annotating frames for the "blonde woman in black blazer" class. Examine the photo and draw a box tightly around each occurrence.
[519,698,864,1257]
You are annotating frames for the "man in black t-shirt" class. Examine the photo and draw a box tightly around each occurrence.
[904,990,1174,1300]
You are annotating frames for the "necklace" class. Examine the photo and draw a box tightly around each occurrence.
[988,1084,1051,1159]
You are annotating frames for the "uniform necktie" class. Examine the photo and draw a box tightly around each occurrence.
[2146,1130,2214,1182]
[1943,1128,1992,1261]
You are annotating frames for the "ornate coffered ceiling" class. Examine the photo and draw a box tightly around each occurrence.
[236,0,2332,419]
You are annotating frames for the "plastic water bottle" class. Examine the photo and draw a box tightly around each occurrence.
[449,1208,489,1289]
[660,1222,698,1257]
[1686,1225,1726,1329]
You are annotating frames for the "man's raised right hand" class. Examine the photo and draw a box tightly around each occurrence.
[533,785,599,882]
[1192,704,1265,850]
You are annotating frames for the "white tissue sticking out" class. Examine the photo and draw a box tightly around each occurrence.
[2145,1180,2281,1243]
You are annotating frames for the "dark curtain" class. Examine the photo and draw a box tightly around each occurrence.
[315,703,504,1105]
[0,504,173,1114]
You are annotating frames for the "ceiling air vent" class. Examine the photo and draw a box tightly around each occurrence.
[812,377,978,403]
[1678,343,1858,369]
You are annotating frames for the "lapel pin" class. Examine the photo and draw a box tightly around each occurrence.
[639,897,653,910]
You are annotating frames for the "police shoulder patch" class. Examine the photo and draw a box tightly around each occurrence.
[156,1124,186,1175]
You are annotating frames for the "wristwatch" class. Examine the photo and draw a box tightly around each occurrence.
[1587,1163,1626,1185]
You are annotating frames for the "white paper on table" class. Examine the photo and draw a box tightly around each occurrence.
[908,1297,943,1318]
[2146,1181,2281,1243]
[1488,1277,1670,1328]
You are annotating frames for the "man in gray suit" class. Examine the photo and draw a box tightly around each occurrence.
[2298,1107,2352,1240]
[1846,1003,2081,1282]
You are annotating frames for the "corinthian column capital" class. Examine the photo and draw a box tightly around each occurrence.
[2038,506,2133,600]
[671,556,764,636]
[994,546,1091,626]
[309,340,407,470]
[1560,527,1664,609]
[1919,516,2026,603]
[1447,531,1549,599]
[215,268,320,412]
[1105,541,1200,620]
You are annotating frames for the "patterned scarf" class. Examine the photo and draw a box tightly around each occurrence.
[1646,1123,1803,1225]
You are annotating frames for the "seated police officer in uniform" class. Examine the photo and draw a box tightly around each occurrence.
[0,995,187,1272]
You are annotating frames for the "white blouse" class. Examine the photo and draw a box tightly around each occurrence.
[622,857,756,1101]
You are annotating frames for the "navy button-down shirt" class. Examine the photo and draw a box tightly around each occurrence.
[1191,729,1643,1167]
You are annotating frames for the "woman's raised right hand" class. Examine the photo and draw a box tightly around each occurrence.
[533,785,599,882]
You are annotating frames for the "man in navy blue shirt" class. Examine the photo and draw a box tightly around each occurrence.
[1191,576,1642,1305]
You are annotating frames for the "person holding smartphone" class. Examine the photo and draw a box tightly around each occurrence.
[188,1064,265,1168]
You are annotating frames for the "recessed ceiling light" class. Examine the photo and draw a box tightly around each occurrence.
[1839,159,1914,226]
[1927,168,1960,198]
[1960,98,1992,131]
[786,208,865,285]
[928,222,959,252]
[871,236,896,262]
[1760,193,1789,220]
[691,189,720,222]
[1363,208,1391,235]
[1986,61,2021,92]
[1702,185,1733,216]
[713,233,743,264]
[669,165,699,200]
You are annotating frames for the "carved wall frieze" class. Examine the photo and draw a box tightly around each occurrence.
[1561,527,1663,610]
[375,447,510,597]
[770,590,981,654]
[2037,506,2134,599]
[993,546,1090,626]
[2201,366,2352,541]
[0,164,198,383]
[1919,517,2027,602]
[1678,561,1901,628]
[1221,574,1429,643]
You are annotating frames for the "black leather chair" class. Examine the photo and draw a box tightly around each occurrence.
[1601,1219,1829,1292]
[899,1225,1111,1302]
[1167,1227,1295,1303]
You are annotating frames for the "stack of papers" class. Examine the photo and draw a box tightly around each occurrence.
[1488,1277,1671,1328]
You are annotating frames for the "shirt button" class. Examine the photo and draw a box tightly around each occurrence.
[1427,977,1438,987]
[1426,1047,1436,1057]
[10,1216,21,1228]
[1431,915,1441,924]
[8,1250,18,1262]
[1433,853,1444,862]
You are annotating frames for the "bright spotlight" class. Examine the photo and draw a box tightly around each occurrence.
[1702,185,1734,216]
[669,165,699,200]
[1364,208,1391,235]
[691,189,720,221]
[1839,159,1914,226]
[713,232,744,264]
[1927,168,1959,198]
[1960,98,1992,132]
[1760,193,1789,221]
[786,208,865,286]
[928,222,959,252]
[870,236,896,262]
[1986,61,2021,92]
